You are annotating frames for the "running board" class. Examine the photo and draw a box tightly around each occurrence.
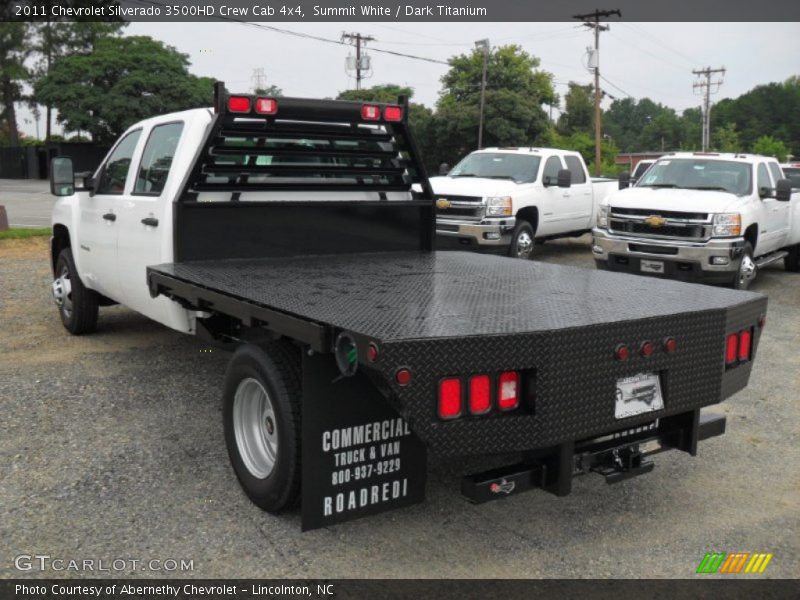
[756,251,788,268]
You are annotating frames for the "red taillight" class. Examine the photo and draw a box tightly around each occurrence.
[664,337,677,353]
[468,375,491,415]
[497,371,520,411]
[725,334,738,364]
[640,341,654,358]
[361,104,380,121]
[227,96,251,113]
[615,344,630,362]
[438,377,462,419]
[738,329,751,361]
[383,105,403,121]
[255,97,277,115]
[395,368,412,386]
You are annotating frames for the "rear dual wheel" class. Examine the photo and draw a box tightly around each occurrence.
[785,244,800,272]
[223,342,302,512]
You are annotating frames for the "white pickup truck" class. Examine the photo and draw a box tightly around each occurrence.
[592,152,800,289]
[430,147,617,258]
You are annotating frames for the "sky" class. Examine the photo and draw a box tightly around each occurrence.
[16,21,800,138]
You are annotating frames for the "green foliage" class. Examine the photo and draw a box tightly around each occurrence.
[0,22,30,145]
[254,84,283,97]
[712,122,741,153]
[557,83,593,136]
[36,36,215,143]
[429,45,556,167]
[752,135,790,162]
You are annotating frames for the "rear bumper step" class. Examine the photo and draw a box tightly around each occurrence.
[461,411,726,504]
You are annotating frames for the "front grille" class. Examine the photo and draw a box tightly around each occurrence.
[609,207,711,241]
[436,195,484,221]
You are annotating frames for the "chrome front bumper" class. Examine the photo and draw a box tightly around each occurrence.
[436,218,517,247]
[592,228,745,273]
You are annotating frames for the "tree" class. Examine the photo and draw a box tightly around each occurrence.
[433,45,556,166]
[254,84,282,96]
[0,23,29,145]
[30,2,126,139]
[712,122,741,153]
[752,135,790,162]
[36,36,215,143]
[556,82,593,136]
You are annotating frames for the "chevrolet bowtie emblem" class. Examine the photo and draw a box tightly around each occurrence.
[436,198,451,209]
[644,215,667,227]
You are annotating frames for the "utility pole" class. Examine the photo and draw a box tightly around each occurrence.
[475,38,490,150]
[251,68,267,93]
[342,32,375,90]
[692,66,726,151]
[573,9,621,176]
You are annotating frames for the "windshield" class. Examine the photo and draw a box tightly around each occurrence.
[449,153,541,183]
[632,161,653,179]
[637,158,751,195]
[783,167,800,188]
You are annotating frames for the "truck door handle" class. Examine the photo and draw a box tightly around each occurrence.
[141,217,159,227]
[102,212,116,222]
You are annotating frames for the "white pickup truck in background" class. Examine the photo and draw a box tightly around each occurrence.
[429,148,617,258]
[592,152,800,289]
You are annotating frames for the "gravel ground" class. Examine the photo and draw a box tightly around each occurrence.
[1,235,798,579]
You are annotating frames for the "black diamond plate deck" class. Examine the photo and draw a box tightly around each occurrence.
[149,251,762,341]
[148,251,767,456]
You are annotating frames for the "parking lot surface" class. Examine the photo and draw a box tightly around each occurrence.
[1,235,798,578]
[0,179,54,228]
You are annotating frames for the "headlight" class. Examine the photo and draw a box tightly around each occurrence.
[597,205,610,229]
[486,196,513,217]
[712,213,742,237]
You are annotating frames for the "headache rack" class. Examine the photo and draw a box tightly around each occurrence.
[171,82,435,262]
[181,82,432,197]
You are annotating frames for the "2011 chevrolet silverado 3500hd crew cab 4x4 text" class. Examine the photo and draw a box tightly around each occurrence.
[430,148,617,258]
[48,84,766,530]
[592,152,800,289]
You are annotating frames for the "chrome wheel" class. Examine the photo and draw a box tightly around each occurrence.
[233,378,278,479]
[52,265,73,318]
[736,253,756,289]
[514,230,534,259]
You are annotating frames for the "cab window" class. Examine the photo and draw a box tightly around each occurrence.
[542,156,563,185]
[564,155,587,183]
[135,122,184,195]
[756,163,772,196]
[96,130,142,195]
[767,162,783,185]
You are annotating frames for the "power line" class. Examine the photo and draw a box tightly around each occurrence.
[599,75,633,98]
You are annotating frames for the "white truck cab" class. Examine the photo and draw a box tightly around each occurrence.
[592,152,800,289]
[430,147,617,259]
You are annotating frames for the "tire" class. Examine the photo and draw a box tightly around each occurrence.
[508,220,535,259]
[223,341,302,513]
[785,244,800,272]
[732,242,756,290]
[52,247,99,334]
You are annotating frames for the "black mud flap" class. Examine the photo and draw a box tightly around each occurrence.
[301,353,427,531]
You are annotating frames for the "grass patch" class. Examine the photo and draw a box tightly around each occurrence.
[0,227,51,240]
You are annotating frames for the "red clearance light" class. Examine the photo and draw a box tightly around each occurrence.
[663,337,677,353]
[640,341,654,358]
[361,104,380,121]
[738,329,751,361]
[367,343,379,363]
[725,334,738,364]
[468,375,491,415]
[383,105,403,122]
[255,97,277,115]
[615,344,630,362]
[395,368,412,386]
[497,371,520,411]
[227,96,251,113]
[438,377,462,419]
